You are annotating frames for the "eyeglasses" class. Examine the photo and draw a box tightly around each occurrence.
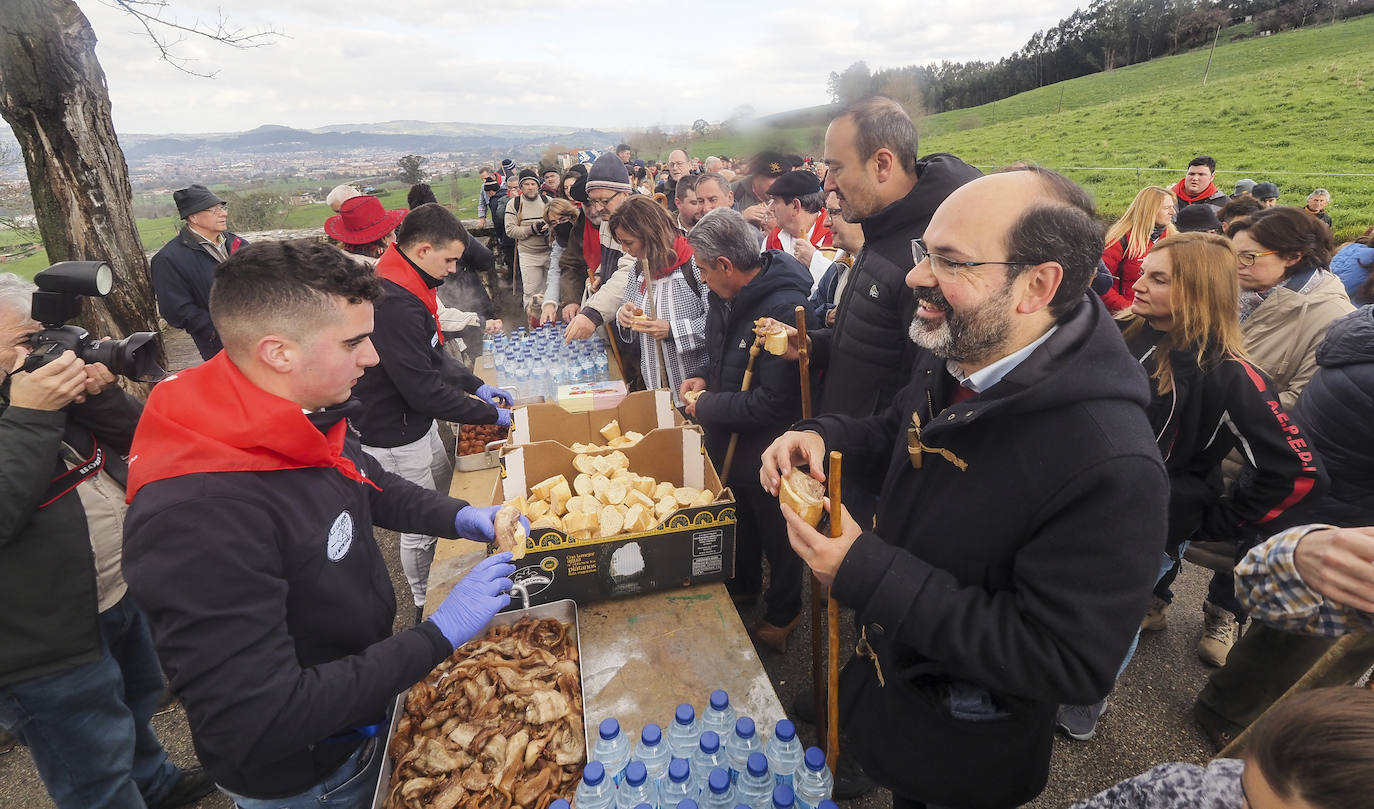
[1236,250,1277,267]
[586,193,622,210]
[667,160,690,168]
[911,239,1028,279]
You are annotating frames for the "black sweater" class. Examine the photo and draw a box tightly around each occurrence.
[353,264,496,448]
[123,404,463,798]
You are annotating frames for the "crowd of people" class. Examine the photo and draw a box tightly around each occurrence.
[2,94,1373,809]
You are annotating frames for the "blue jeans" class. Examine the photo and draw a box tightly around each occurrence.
[219,736,384,809]
[0,646,146,809]
[99,596,180,805]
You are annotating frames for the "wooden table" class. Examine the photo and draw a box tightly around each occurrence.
[428,459,787,741]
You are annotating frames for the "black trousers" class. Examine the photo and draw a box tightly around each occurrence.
[728,473,804,627]
[892,794,956,809]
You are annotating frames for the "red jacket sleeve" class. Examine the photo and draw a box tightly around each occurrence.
[1099,239,1133,312]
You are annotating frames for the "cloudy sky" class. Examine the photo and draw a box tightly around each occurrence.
[76,0,1089,135]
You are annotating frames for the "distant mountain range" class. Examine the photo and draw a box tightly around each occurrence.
[111,120,623,161]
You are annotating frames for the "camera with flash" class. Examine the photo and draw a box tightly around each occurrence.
[24,261,164,382]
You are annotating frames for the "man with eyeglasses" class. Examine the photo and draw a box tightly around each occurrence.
[657,149,695,212]
[761,167,1167,809]
[150,184,248,360]
[563,153,639,343]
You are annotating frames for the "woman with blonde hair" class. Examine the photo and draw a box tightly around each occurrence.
[1097,185,1177,311]
[1057,232,1322,739]
[608,195,709,406]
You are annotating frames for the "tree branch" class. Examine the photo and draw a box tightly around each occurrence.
[103,0,285,78]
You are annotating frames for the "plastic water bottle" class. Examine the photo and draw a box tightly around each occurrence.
[725,718,761,783]
[735,753,773,809]
[594,718,633,786]
[792,748,832,809]
[770,786,795,809]
[690,732,727,793]
[532,363,550,400]
[676,801,699,809]
[700,768,735,809]
[594,350,609,382]
[635,723,672,786]
[482,335,495,368]
[701,691,736,740]
[660,757,697,808]
[667,704,702,759]
[575,761,616,809]
[618,761,658,809]
[763,721,803,789]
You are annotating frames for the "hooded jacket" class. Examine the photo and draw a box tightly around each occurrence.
[1122,323,1325,550]
[797,296,1166,807]
[353,245,495,448]
[1290,306,1374,526]
[0,385,140,687]
[814,154,982,417]
[149,225,246,360]
[123,358,461,798]
[1242,270,1354,411]
[694,251,818,481]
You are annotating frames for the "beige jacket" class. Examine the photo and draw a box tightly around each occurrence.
[1243,270,1354,411]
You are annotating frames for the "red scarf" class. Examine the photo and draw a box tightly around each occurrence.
[765,209,835,252]
[376,243,443,345]
[1172,178,1220,204]
[641,235,695,291]
[126,353,378,502]
[581,215,601,274]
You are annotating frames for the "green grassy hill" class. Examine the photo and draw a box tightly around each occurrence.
[673,14,1374,241]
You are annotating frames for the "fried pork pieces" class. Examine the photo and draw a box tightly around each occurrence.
[385,618,584,809]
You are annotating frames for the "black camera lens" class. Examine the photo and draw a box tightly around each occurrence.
[83,333,164,382]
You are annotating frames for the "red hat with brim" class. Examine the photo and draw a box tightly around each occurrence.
[324,195,408,245]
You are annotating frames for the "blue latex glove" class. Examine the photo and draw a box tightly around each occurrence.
[454,504,528,543]
[476,384,515,407]
[495,408,512,428]
[427,553,515,648]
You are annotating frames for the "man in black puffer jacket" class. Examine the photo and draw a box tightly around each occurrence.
[683,209,820,651]
[149,184,247,361]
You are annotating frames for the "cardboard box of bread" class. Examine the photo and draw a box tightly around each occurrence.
[509,389,685,452]
[488,426,736,607]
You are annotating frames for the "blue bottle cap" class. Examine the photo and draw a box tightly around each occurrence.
[699,730,720,753]
[641,723,662,746]
[709,768,730,794]
[550,801,571,809]
[818,802,839,809]
[747,752,768,776]
[675,703,696,725]
[734,717,755,739]
[625,761,647,786]
[635,805,653,809]
[599,717,621,741]
[678,802,699,809]
[709,689,730,710]
[774,719,795,742]
[583,761,605,786]
[669,757,691,782]
[803,746,826,771]
[772,785,795,809]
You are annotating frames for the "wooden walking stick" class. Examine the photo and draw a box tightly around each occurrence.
[793,305,830,748]
[719,332,766,482]
[825,450,842,767]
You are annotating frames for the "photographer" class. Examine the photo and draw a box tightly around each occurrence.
[0,272,212,809]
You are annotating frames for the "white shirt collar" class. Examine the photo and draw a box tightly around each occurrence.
[946,325,1059,394]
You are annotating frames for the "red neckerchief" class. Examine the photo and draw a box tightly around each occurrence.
[376,243,443,345]
[581,215,601,274]
[765,209,835,251]
[125,353,378,502]
[641,235,695,290]
[1172,178,1220,204]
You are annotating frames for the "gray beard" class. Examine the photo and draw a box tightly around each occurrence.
[908,290,1014,366]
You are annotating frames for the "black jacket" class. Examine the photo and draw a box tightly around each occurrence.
[123,403,462,798]
[353,257,496,448]
[437,238,496,322]
[694,251,818,483]
[0,385,141,687]
[814,154,982,417]
[1122,324,1325,550]
[801,297,1167,807]
[1290,305,1374,526]
[149,225,245,360]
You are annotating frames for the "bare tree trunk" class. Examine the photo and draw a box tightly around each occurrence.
[0,0,163,363]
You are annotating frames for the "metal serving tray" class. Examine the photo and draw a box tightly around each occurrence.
[370,599,586,809]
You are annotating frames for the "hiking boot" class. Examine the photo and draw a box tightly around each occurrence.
[1198,602,1239,667]
[0,729,18,756]
[154,687,179,717]
[831,750,877,800]
[790,687,822,725]
[749,614,802,654]
[1055,700,1109,741]
[1140,596,1169,632]
[148,766,216,809]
